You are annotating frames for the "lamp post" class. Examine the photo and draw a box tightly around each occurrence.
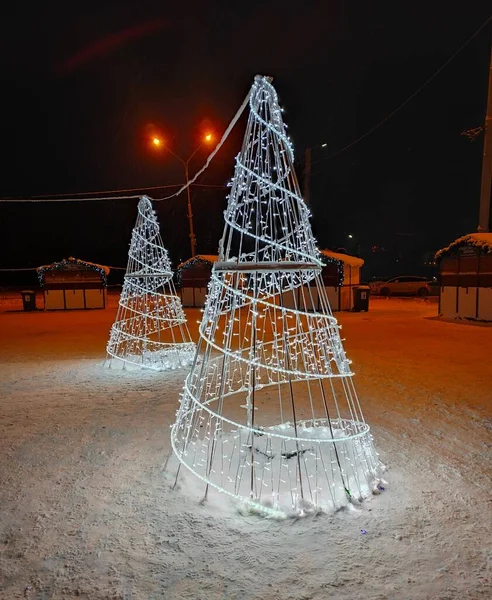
[152,133,213,258]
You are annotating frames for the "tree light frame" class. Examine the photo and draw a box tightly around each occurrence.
[170,76,384,516]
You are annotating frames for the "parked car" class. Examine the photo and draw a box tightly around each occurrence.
[369,276,435,297]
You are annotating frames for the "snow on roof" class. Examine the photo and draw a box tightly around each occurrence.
[319,249,364,267]
[37,257,110,275]
[177,255,219,270]
[435,233,492,260]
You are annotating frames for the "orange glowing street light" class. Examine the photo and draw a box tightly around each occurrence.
[150,130,215,257]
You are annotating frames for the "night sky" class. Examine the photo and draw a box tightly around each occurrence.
[1,1,491,280]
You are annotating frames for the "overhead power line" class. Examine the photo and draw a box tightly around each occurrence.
[0,193,143,204]
[30,182,182,199]
[311,14,492,165]
[0,183,228,204]
[0,89,251,204]
[30,182,226,199]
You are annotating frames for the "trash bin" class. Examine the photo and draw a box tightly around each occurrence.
[21,290,36,311]
[353,285,370,312]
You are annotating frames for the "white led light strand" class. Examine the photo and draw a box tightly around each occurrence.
[171,76,384,516]
[106,196,195,371]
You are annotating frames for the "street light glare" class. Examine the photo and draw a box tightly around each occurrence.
[204,133,213,142]
[152,137,161,146]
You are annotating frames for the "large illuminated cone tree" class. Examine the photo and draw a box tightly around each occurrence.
[106,196,195,371]
[171,76,383,516]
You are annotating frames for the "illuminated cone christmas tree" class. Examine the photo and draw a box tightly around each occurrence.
[106,196,195,370]
[171,76,383,515]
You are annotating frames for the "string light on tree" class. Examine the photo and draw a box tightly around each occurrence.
[170,76,384,517]
[106,196,195,371]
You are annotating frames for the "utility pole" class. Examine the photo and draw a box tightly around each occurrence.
[184,162,197,257]
[478,44,492,233]
[304,147,311,206]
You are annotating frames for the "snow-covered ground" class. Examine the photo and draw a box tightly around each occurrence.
[0,294,491,599]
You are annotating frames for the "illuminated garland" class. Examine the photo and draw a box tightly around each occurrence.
[170,76,383,517]
[106,196,195,371]
[320,253,344,287]
[37,257,109,286]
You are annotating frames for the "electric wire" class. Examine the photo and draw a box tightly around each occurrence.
[310,14,492,165]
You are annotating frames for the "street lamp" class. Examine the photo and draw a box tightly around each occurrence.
[152,133,214,258]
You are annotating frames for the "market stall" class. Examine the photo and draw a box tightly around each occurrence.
[37,257,109,310]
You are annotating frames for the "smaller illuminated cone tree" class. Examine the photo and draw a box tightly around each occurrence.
[106,196,195,370]
[171,76,384,517]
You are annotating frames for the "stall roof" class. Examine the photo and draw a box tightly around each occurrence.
[319,249,364,267]
[435,233,492,260]
[37,257,110,285]
[177,255,219,270]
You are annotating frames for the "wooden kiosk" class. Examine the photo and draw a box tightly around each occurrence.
[37,257,110,310]
[176,255,218,308]
[320,250,364,311]
[176,252,364,311]
[435,234,492,322]
[279,250,364,312]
